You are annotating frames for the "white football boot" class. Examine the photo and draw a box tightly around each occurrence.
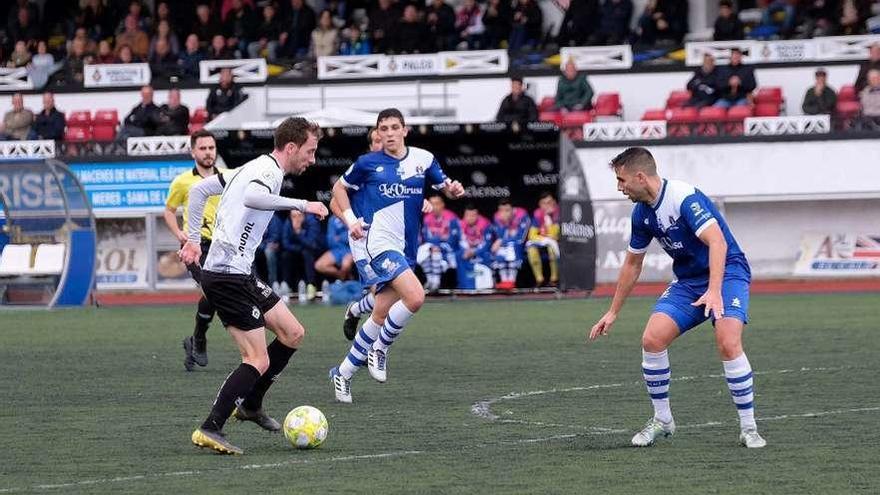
[631,417,676,447]
[329,366,352,403]
[367,348,387,383]
[739,428,767,448]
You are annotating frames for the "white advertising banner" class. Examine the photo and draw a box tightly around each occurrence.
[794,233,880,277]
[577,140,880,202]
[381,54,441,76]
[84,63,151,88]
[95,218,149,289]
[594,200,673,283]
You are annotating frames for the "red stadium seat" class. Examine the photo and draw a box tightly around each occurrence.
[539,111,562,125]
[538,97,556,112]
[191,107,208,124]
[667,107,698,136]
[697,106,727,121]
[561,110,593,127]
[835,100,861,117]
[641,109,668,121]
[593,93,622,118]
[755,87,783,105]
[754,103,780,117]
[64,126,92,143]
[838,85,857,102]
[666,90,691,109]
[727,105,754,120]
[67,110,91,127]
[92,125,116,141]
[93,109,119,126]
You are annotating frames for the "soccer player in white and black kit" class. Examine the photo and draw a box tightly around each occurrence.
[179,118,328,455]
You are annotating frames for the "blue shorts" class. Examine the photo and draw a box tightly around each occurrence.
[330,246,351,266]
[653,275,750,333]
[355,250,414,293]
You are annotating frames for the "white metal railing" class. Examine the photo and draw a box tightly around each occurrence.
[199,58,268,84]
[0,67,33,91]
[559,45,633,70]
[744,115,831,136]
[126,136,190,156]
[318,50,508,80]
[0,140,55,159]
[686,34,880,66]
[582,121,667,141]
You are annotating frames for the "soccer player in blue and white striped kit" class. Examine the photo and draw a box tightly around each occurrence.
[328,108,465,402]
[589,147,766,449]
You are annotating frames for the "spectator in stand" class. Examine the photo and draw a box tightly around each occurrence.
[8,6,42,49]
[153,2,178,39]
[279,0,317,58]
[115,44,141,64]
[2,93,34,141]
[838,0,872,36]
[338,25,371,55]
[369,0,400,54]
[496,76,538,123]
[223,0,257,57]
[206,34,235,59]
[248,4,283,60]
[151,20,181,57]
[426,0,457,52]
[68,26,97,57]
[28,92,65,141]
[713,47,756,108]
[6,41,31,68]
[95,40,116,63]
[685,53,721,108]
[65,38,93,84]
[315,216,353,282]
[558,0,600,47]
[713,0,744,41]
[508,0,543,53]
[116,14,150,60]
[149,37,180,80]
[28,40,59,89]
[206,67,248,120]
[802,68,837,115]
[636,0,689,46]
[311,10,340,58]
[590,0,632,46]
[80,0,113,41]
[555,59,594,111]
[482,0,512,49]
[801,0,838,38]
[394,4,427,54]
[192,3,223,50]
[114,0,151,35]
[854,43,880,93]
[178,34,205,80]
[758,0,799,39]
[455,0,485,50]
[283,210,322,298]
[859,69,880,117]
[260,214,285,294]
[155,88,190,136]
[118,85,159,140]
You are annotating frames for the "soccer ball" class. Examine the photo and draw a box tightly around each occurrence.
[283,406,328,449]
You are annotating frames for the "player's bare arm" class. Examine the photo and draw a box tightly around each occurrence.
[440,179,465,199]
[589,250,646,341]
[691,223,727,318]
[332,179,368,240]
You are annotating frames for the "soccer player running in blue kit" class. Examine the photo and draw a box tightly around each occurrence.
[589,147,766,449]
[328,108,465,403]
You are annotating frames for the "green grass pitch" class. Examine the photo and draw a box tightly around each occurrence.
[2,293,878,494]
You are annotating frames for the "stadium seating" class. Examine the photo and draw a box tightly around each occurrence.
[641,108,668,121]
[31,244,65,276]
[539,110,563,126]
[561,110,593,127]
[594,93,623,119]
[667,107,699,136]
[838,85,857,103]
[666,90,691,109]
[755,87,785,115]
[754,103,781,117]
[93,109,119,141]
[538,97,556,112]
[66,110,92,128]
[697,106,728,136]
[64,126,92,143]
[0,244,32,277]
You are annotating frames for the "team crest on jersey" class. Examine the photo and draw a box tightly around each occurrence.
[251,306,260,319]
[690,201,704,216]
[256,279,272,297]
[731,297,741,308]
[380,257,400,273]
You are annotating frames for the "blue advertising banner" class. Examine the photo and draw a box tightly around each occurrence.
[69,159,192,211]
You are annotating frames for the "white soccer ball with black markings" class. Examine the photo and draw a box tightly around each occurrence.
[283,405,328,449]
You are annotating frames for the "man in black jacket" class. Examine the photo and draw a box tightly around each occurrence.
[118,85,160,141]
[496,76,538,123]
[685,53,721,108]
[156,88,190,135]
[29,92,65,141]
[713,48,756,108]
[206,68,248,120]
[855,43,880,93]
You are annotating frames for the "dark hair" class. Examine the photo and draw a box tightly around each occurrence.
[463,202,478,211]
[730,47,742,54]
[719,0,733,8]
[511,76,523,83]
[609,147,657,175]
[498,199,512,207]
[377,108,405,127]
[538,191,555,201]
[190,129,215,148]
[274,117,322,150]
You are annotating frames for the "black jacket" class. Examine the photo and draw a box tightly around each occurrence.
[155,104,190,135]
[32,107,66,140]
[718,62,756,95]
[496,93,538,123]
[206,84,248,119]
[124,102,160,134]
[686,67,721,106]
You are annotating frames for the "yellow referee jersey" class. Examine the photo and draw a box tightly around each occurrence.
[166,167,225,240]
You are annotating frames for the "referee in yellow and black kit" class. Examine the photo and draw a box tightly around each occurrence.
[163,129,225,371]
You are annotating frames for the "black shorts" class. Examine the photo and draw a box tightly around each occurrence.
[184,238,212,283]
[201,270,281,331]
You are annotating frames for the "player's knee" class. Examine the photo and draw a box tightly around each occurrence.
[279,320,306,347]
[641,333,668,353]
[403,291,425,312]
[244,356,270,375]
[716,338,742,361]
